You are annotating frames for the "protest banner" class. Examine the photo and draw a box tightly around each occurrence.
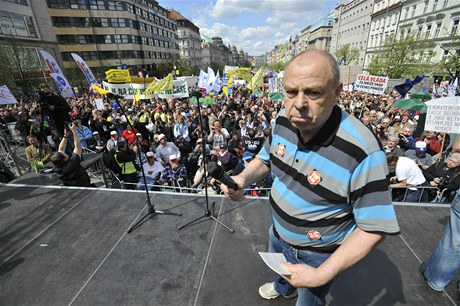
[103,80,188,99]
[354,74,389,95]
[0,85,18,105]
[425,97,460,134]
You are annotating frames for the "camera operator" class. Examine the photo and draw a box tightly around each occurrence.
[37,83,71,137]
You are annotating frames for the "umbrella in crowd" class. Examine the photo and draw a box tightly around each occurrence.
[391,98,427,111]
[270,92,285,102]
[410,92,431,101]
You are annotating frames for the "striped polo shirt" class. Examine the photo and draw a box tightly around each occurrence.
[256,105,400,248]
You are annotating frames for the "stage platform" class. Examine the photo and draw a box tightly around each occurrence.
[0,184,459,306]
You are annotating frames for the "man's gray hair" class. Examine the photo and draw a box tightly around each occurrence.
[286,50,341,88]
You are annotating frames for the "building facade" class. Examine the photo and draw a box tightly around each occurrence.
[307,13,335,52]
[331,0,374,67]
[168,10,201,70]
[47,0,179,71]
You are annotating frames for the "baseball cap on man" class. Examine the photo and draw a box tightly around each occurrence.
[146,151,155,158]
[110,131,118,135]
[92,131,99,135]
[415,141,427,152]
[169,154,178,161]
[242,151,253,160]
[159,133,166,140]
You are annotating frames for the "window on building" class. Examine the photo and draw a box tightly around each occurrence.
[434,22,442,37]
[423,0,429,14]
[411,5,416,18]
[452,19,459,35]
[433,0,439,11]
[417,26,422,39]
[443,0,449,8]
[425,24,431,39]
[89,0,106,10]
[70,0,88,9]
[4,0,27,4]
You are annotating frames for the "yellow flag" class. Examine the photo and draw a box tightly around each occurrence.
[156,73,173,93]
[134,89,141,104]
[227,67,252,82]
[249,68,263,91]
[92,84,109,95]
[144,79,157,96]
[105,69,131,83]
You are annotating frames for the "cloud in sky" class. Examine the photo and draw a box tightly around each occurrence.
[160,0,338,56]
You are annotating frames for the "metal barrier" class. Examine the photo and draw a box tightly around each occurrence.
[390,185,441,202]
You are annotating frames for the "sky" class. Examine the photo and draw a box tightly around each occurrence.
[158,0,340,56]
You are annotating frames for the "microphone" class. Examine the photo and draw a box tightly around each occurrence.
[106,92,125,100]
[207,161,238,190]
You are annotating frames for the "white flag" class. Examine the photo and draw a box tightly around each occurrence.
[206,67,216,92]
[50,73,74,98]
[71,53,98,85]
[39,50,63,75]
[197,69,208,88]
[212,70,222,93]
[0,85,18,105]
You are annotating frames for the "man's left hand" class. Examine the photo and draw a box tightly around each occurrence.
[280,263,328,288]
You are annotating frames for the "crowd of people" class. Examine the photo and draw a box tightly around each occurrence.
[0,73,458,198]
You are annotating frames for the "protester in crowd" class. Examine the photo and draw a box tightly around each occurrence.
[375,116,395,146]
[135,132,149,153]
[418,131,442,156]
[24,135,53,170]
[423,152,460,202]
[221,50,399,305]
[383,134,405,157]
[113,139,138,189]
[361,115,375,133]
[106,130,119,152]
[404,141,433,170]
[50,123,92,187]
[121,124,139,146]
[398,125,417,151]
[207,119,230,150]
[90,131,106,153]
[242,127,264,155]
[173,115,190,142]
[388,153,426,202]
[14,113,30,146]
[175,135,193,166]
[155,133,180,165]
[227,132,245,158]
[159,154,188,190]
[135,151,163,191]
[74,118,93,149]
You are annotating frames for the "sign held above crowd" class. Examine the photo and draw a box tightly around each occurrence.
[354,74,389,95]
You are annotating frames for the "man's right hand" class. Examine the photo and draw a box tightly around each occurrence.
[220,175,246,201]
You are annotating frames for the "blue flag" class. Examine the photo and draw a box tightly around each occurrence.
[394,74,425,97]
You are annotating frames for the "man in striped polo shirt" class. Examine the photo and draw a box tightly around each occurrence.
[222,50,400,305]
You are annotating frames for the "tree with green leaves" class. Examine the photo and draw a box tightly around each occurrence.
[334,44,360,65]
[434,32,460,79]
[366,32,436,78]
[268,61,286,72]
[0,35,42,94]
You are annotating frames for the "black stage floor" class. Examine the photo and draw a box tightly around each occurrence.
[0,184,458,306]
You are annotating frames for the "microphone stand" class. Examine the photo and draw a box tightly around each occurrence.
[108,96,181,234]
[178,91,234,232]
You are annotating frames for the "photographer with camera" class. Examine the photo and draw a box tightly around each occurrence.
[50,122,91,187]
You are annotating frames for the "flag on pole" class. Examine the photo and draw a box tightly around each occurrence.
[212,70,222,93]
[0,85,18,105]
[156,73,173,93]
[71,53,98,85]
[197,69,208,88]
[50,73,75,98]
[105,69,131,83]
[393,74,425,97]
[206,67,216,93]
[92,84,109,95]
[39,50,64,75]
[448,77,458,97]
[248,68,263,92]
[144,79,157,96]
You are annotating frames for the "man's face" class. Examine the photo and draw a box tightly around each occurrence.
[388,139,398,148]
[447,156,460,169]
[401,116,409,124]
[425,131,436,139]
[28,137,38,147]
[403,128,413,136]
[283,53,341,136]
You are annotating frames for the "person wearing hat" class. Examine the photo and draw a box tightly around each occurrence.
[106,130,119,152]
[404,141,433,170]
[113,139,138,189]
[135,151,164,191]
[155,133,180,165]
[91,131,106,153]
[159,154,188,190]
[135,132,149,153]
